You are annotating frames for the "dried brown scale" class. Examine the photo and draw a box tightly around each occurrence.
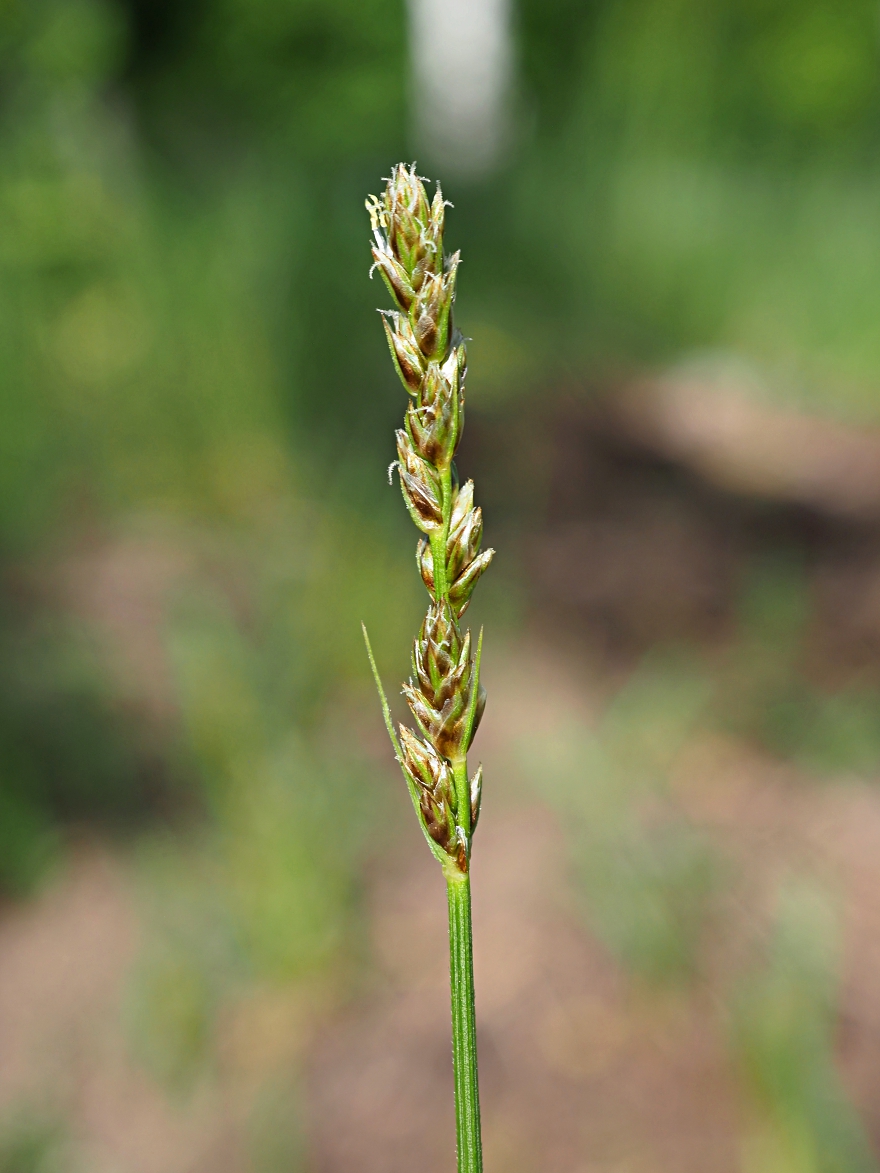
[366,163,493,868]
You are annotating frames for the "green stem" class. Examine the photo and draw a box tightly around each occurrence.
[434,465,482,1171]
[430,464,454,603]
[453,759,470,838]
[447,873,483,1173]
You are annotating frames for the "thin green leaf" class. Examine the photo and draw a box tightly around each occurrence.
[361,622,402,759]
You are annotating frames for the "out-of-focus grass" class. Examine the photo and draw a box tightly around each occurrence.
[0,0,415,1160]
[521,645,880,1171]
[732,881,876,1173]
[721,555,880,778]
[120,524,416,1162]
[468,0,880,425]
[522,554,880,1170]
[104,495,423,1121]
[0,0,412,869]
[522,652,718,985]
[525,556,880,993]
[0,1117,65,1173]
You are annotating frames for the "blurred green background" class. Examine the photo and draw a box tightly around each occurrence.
[3,1,880,1170]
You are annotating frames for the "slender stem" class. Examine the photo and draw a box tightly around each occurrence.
[438,463,482,1170]
[430,464,454,603]
[447,874,483,1173]
[452,759,470,838]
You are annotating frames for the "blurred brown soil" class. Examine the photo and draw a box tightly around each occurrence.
[0,846,245,1173]
[609,374,880,522]
[467,379,880,678]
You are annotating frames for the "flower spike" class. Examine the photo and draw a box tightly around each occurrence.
[363,162,489,1173]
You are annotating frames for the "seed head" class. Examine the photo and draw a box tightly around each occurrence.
[366,164,490,872]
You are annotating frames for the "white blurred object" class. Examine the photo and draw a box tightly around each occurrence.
[407,0,513,178]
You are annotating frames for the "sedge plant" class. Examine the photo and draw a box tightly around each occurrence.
[362,164,494,1173]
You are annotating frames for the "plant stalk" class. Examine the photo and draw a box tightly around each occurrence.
[447,872,483,1173]
[365,165,492,1173]
[430,463,454,602]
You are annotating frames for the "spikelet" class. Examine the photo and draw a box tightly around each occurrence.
[366,164,493,873]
